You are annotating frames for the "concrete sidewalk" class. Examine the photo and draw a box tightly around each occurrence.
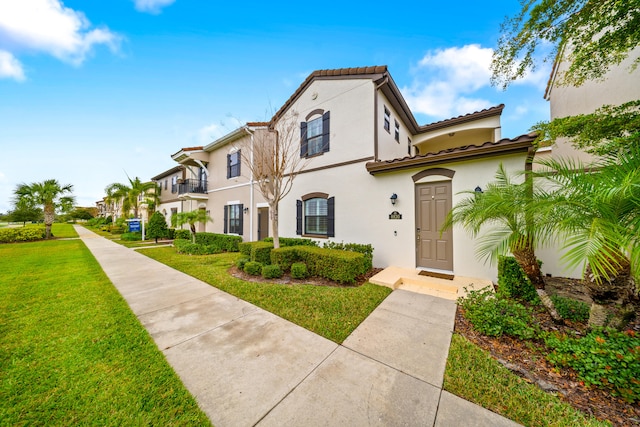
[75,226,521,427]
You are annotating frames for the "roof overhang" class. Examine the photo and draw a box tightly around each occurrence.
[366,133,536,175]
[171,147,208,166]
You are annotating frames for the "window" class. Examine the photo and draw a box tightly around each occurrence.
[227,150,241,178]
[224,204,243,235]
[300,111,330,158]
[296,195,335,237]
[394,120,400,142]
[408,137,412,156]
[164,179,168,190]
[383,107,390,132]
[171,176,178,193]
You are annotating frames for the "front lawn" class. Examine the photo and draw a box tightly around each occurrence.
[140,247,391,343]
[0,240,210,426]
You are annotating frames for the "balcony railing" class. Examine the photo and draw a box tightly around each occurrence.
[178,179,207,194]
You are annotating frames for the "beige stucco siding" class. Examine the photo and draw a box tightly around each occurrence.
[376,92,414,160]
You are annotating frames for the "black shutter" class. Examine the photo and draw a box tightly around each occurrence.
[223,205,228,234]
[238,204,244,236]
[327,197,335,237]
[237,150,241,177]
[300,121,308,158]
[322,111,330,153]
[296,200,302,235]
[226,154,231,179]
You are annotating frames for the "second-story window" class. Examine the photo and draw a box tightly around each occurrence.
[227,151,241,178]
[384,107,391,132]
[300,111,330,158]
[171,176,178,193]
[394,120,400,142]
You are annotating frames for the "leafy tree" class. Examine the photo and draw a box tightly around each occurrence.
[536,148,640,328]
[70,207,95,221]
[171,210,212,243]
[9,198,43,225]
[105,175,157,219]
[13,179,75,239]
[147,211,169,243]
[441,164,562,322]
[491,0,640,89]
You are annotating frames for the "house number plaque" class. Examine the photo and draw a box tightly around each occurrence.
[388,211,402,220]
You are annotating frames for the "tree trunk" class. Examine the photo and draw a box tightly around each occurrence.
[43,205,55,239]
[583,260,637,329]
[270,202,279,249]
[512,244,563,323]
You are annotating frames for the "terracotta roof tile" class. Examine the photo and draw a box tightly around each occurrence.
[418,104,505,132]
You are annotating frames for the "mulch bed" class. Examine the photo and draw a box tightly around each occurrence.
[454,278,640,426]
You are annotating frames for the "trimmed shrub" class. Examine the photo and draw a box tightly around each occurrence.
[236,257,250,270]
[497,256,539,303]
[173,229,191,240]
[290,262,308,279]
[270,246,300,271]
[166,228,175,239]
[147,211,169,242]
[109,226,125,234]
[173,238,221,255]
[549,295,590,322]
[262,264,283,279]
[195,232,242,252]
[120,232,142,241]
[263,237,318,247]
[271,246,367,284]
[239,241,274,263]
[323,241,374,270]
[458,288,538,340]
[238,242,252,257]
[244,261,262,276]
[0,226,46,243]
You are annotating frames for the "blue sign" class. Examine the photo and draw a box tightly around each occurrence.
[129,220,141,232]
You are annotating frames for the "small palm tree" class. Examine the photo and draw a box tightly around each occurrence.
[536,148,640,328]
[171,210,212,243]
[105,175,157,219]
[14,179,75,239]
[441,164,562,321]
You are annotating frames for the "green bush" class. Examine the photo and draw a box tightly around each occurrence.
[238,242,252,257]
[195,232,242,252]
[120,232,142,241]
[458,288,538,340]
[239,241,274,264]
[323,241,374,270]
[166,228,175,239]
[0,226,46,243]
[550,295,590,322]
[261,264,283,279]
[497,256,539,303]
[271,246,367,284]
[109,226,125,234]
[290,262,308,279]
[147,211,169,242]
[173,229,191,240]
[263,237,318,247]
[244,261,263,276]
[545,329,640,402]
[173,238,221,255]
[235,257,250,270]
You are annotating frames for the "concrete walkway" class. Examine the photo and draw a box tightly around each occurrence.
[75,226,521,427]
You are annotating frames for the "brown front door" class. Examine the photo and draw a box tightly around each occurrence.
[258,208,269,241]
[416,181,453,271]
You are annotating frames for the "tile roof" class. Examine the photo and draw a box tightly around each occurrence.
[366,132,537,174]
[418,104,505,132]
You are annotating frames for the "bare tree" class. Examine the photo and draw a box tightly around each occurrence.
[240,111,309,248]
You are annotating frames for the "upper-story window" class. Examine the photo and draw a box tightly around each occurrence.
[171,176,178,193]
[164,179,168,190]
[227,151,241,178]
[384,106,391,132]
[300,111,330,158]
[199,166,207,183]
[408,137,412,156]
[394,120,400,142]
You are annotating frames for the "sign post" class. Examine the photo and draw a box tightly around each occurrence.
[126,218,145,241]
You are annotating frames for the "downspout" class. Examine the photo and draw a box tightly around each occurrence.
[244,126,255,241]
[373,75,389,161]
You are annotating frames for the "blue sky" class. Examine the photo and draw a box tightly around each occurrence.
[0,0,552,213]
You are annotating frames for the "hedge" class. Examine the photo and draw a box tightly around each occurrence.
[0,226,46,243]
[173,238,222,255]
[195,232,242,252]
[271,246,367,284]
[263,237,318,247]
[323,241,374,270]
[238,241,273,264]
[244,261,262,276]
[262,264,283,279]
[497,256,539,303]
[173,229,191,240]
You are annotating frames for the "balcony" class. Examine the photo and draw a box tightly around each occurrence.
[178,179,208,196]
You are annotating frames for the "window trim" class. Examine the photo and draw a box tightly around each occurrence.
[227,150,241,179]
[383,106,391,133]
[394,120,400,142]
[223,203,244,235]
[296,193,334,238]
[300,111,330,158]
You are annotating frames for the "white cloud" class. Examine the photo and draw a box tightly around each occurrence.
[133,0,176,14]
[402,44,494,120]
[0,50,25,81]
[197,123,224,145]
[0,0,120,71]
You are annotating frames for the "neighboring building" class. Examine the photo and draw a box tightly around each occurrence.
[151,165,186,227]
[170,66,537,282]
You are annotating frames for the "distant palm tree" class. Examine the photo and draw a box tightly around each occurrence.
[14,179,75,239]
[171,210,212,243]
[441,164,562,322]
[536,148,640,328]
[105,175,157,219]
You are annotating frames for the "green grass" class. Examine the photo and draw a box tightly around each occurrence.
[0,240,211,426]
[140,247,391,343]
[444,334,610,427]
[51,223,79,238]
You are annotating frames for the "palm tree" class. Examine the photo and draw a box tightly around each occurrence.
[441,163,562,322]
[536,148,640,328]
[105,175,157,219]
[171,210,212,243]
[13,179,75,239]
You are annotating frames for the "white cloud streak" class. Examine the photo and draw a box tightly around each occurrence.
[133,0,176,14]
[0,0,121,76]
[0,50,25,81]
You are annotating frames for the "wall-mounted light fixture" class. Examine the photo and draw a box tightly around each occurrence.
[243,207,249,214]
[390,193,398,206]
[474,186,483,193]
